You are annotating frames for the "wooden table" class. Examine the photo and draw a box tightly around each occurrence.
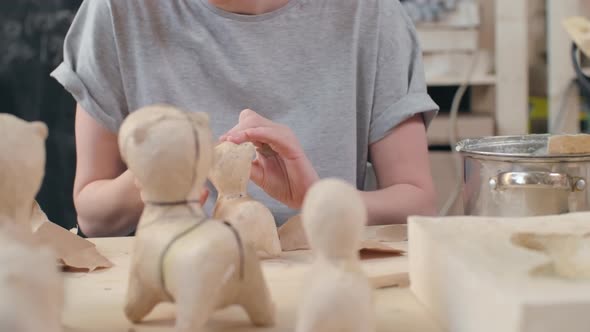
[63,237,443,332]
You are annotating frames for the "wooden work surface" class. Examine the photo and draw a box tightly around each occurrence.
[62,237,443,332]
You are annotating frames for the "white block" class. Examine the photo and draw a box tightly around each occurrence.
[409,213,590,332]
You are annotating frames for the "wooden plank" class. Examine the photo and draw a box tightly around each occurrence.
[563,17,590,58]
[417,1,481,29]
[409,214,590,332]
[528,0,548,97]
[417,28,479,52]
[478,0,495,50]
[62,237,443,332]
[427,114,495,146]
[548,0,582,134]
[495,0,529,135]
[423,51,495,86]
[470,86,496,114]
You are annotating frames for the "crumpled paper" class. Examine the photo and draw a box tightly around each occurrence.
[31,202,113,272]
[277,215,405,257]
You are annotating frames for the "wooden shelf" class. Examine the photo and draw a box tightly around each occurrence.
[427,114,495,146]
[426,74,496,87]
[417,28,479,52]
[416,1,480,29]
[423,50,495,86]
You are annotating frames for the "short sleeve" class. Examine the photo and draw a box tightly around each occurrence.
[369,1,439,144]
[50,0,127,133]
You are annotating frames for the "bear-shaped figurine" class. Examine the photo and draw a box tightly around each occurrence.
[0,114,63,332]
[209,141,281,258]
[0,227,63,332]
[296,178,375,332]
[119,105,275,332]
[0,114,48,231]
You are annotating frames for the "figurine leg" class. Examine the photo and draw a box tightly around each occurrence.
[176,283,219,332]
[238,248,275,326]
[174,269,222,332]
[124,272,159,323]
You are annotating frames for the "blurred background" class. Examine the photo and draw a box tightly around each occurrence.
[1,0,589,228]
[1,0,81,229]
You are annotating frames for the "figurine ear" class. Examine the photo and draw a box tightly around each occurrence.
[30,121,48,140]
[190,112,210,126]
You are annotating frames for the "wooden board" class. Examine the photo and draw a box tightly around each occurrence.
[62,237,442,332]
[409,213,590,332]
[423,51,495,87]
[417,28,479,52]
[563,17,590,62]
[417,1,481,29]
[495,0,529,136]
[548,0,584,134]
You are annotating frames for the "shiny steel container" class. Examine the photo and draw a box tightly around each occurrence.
[456,134,590,217]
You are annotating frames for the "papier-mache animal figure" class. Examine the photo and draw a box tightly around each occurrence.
[119,105,275,331]
[0,114,48,231]
[0,229,64,332]
[296,178,375,332]
[209,141,281,258]
[0,114,63,332]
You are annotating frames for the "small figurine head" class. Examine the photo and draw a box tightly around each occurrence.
[302,178,367,260]
[118,105,213,203]
[209,141,256,195]
[0,114,47,222]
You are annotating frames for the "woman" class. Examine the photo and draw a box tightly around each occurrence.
[52,0,439,237]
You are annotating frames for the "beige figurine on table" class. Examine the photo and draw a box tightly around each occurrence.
[296,178,375,332]
[209,141,281,258]
[0,114,48,231]
[119,105,275,332]
[0,114,63,332]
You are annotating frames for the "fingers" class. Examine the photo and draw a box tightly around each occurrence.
[220,109,273,141]
[227,126,302,160]
[250,159,264,187]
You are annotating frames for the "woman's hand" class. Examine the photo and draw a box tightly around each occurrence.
[220,109,319,209]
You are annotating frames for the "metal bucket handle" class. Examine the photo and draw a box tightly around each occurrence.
[489,171,587,192]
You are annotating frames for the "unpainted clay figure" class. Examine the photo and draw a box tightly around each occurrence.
[0,114,63,332]
[119,105,275,331]
[0,229,64,332]
[296,178,375,332]
[209,141,281,258]
[0,114,48,231]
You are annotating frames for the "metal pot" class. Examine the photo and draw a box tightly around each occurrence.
[456,134,590,217]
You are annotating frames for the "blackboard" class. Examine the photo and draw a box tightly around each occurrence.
[1,0,82,229]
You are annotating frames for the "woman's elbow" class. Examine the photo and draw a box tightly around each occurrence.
[75,216,104,238]
[73,191,115,237]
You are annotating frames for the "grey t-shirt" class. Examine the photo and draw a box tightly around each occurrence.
[51,0,438,225]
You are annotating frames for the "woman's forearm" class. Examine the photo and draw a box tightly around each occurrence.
[74,170,144,237]
[360,184,437,225]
